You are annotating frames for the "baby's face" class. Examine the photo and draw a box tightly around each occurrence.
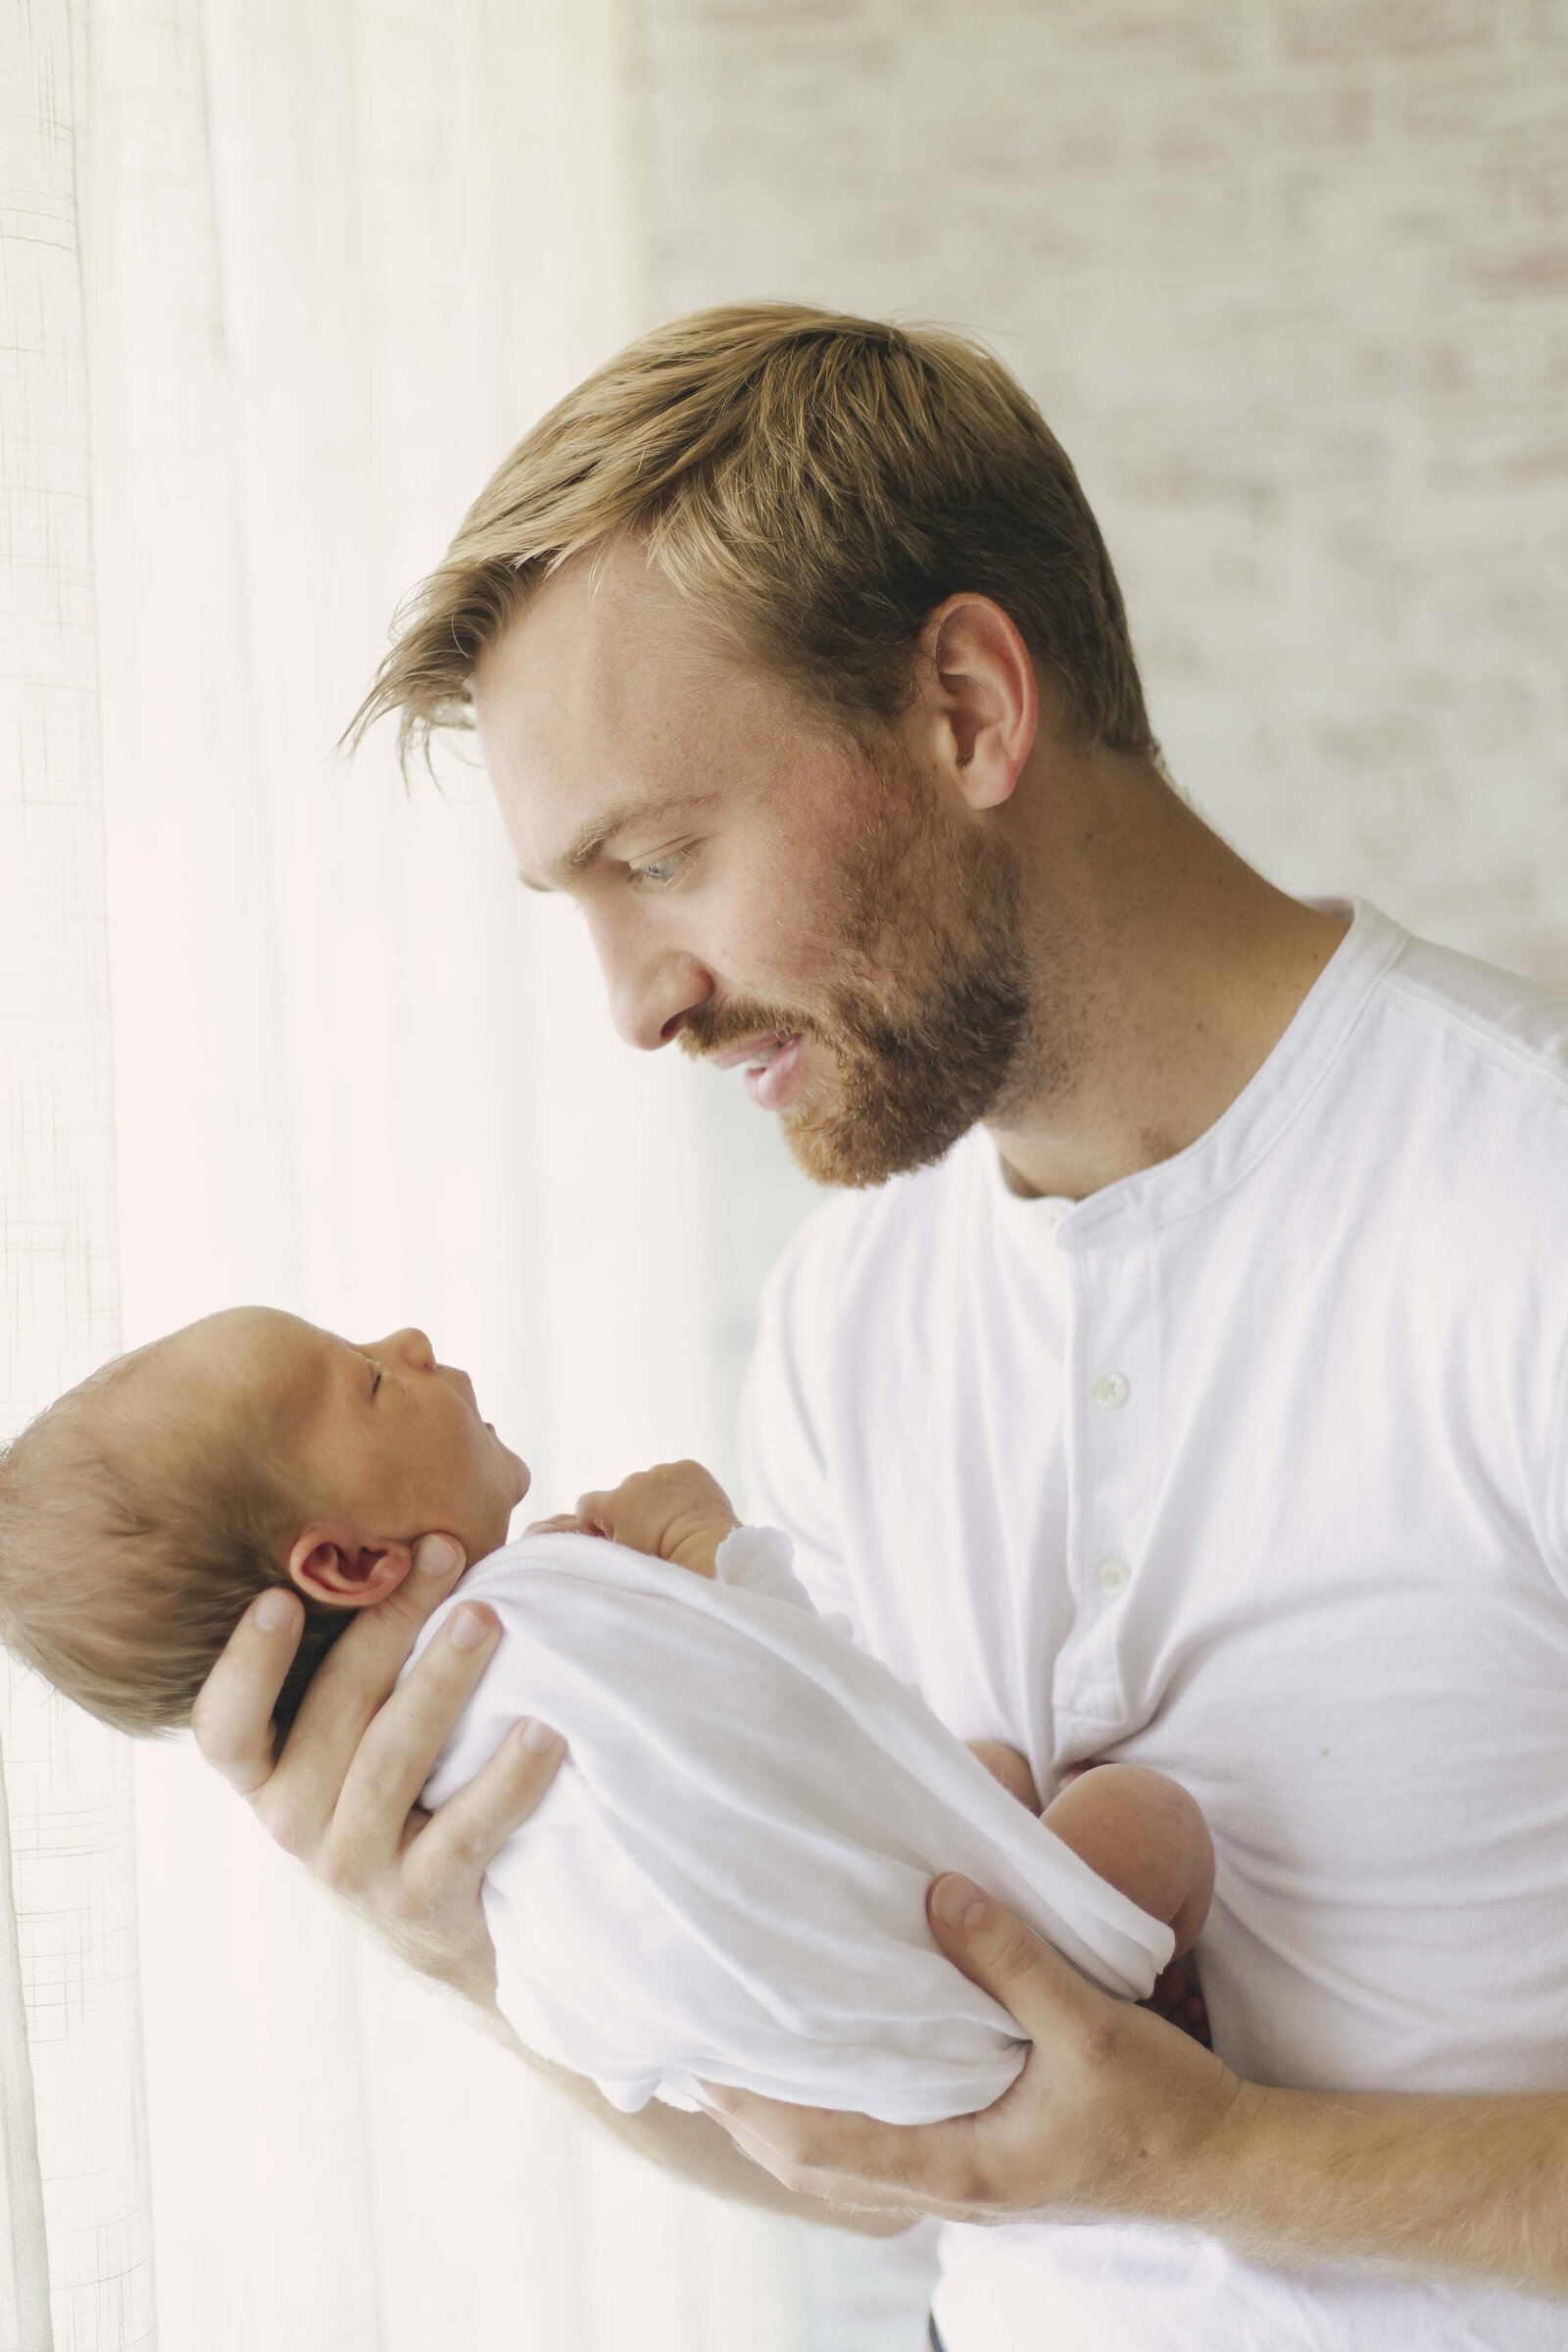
[150,1307,530,1573]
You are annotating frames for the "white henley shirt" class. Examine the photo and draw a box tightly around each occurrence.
[736,896,1568,2351]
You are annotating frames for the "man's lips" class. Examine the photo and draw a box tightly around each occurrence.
[745,1034,808,1109]
[705,1031,803,1072]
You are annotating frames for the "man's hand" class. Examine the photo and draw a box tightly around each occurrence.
[526,1458,741,1581]
[191,1534,566,2006]
[692,1874,1247,2227]
[694,1869,1568,2295]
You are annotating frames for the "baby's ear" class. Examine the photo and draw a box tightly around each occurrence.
[284,1528,414,1607]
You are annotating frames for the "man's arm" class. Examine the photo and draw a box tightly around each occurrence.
[1155,2075,1568,2293]
[697,1879,1568,2299]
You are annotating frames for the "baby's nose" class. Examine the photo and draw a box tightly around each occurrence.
[387,1325,436,1370]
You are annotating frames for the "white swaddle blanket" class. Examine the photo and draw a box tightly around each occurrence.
[401,1522,1172,2124]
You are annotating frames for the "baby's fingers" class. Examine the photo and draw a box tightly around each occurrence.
[571,1491,622,1539]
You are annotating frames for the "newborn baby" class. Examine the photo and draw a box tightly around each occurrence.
[0,1306,1212,2120]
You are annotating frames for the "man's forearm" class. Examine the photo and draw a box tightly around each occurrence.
[464,1991,915,2238]
[1157,2082,1568,2298]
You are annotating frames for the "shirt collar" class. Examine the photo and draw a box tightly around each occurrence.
[974,896,1408,1250]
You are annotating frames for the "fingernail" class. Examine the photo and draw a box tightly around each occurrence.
[450,1605,490,1649]
[255,1590,295,1632]
[418,1536,463,1576]
[933,1874,988,1931]
[517,1718,562,1754]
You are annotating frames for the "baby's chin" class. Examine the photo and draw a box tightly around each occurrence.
[499,1437,531,1508]
[489,1435,533,1537]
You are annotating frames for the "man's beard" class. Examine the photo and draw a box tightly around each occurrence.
[706,743,1063,1191]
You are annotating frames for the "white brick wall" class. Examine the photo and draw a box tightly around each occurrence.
[636,0,1568,973]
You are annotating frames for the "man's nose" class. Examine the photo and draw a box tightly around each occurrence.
[593,921,710,1052]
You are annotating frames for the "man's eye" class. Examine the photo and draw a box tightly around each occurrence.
[370,1365,383,1399]
[628,847,692,888]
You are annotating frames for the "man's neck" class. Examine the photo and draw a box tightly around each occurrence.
[985,764,1350,1202]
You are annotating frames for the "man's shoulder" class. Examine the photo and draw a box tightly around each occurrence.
[1375,926,1568,1110]
[1349,926,1568,1300]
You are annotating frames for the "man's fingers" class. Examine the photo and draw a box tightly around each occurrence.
[191,1588,306,1798]
[706,2107,945,2217]
[692,2081,985,2218]
[242,1534,470,1861]
[255,1533,463,1788]
[324,1591,509,1881]
[401,1712,568,1913]
[926,1876,1112,2044]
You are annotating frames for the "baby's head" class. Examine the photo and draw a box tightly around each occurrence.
[0,1308,530,1740]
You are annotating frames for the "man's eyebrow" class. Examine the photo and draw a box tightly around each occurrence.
[516,793,714,893]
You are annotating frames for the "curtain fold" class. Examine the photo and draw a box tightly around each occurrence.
[0,1741,53,2352]
[1,1,156,2346]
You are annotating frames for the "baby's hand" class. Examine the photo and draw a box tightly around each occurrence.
[524,1460,741,1581]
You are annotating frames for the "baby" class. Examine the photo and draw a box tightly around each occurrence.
[0,1306,1213,2103]
[526,1458,1213,1960]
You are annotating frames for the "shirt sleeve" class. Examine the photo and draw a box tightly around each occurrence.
[734,1205,862,1642]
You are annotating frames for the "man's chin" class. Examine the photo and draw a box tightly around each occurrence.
[781,1087,969,1192]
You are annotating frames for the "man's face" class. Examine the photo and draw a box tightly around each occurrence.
[473,543,1035,1189]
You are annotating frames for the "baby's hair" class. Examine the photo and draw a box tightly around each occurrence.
[0,1347,349,1741]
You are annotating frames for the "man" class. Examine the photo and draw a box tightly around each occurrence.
[193,305,1568,2348]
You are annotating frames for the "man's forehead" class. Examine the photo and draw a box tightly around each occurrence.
[474,553,756,884]
[475,544,717,739]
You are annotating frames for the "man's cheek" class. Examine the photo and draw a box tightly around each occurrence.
[711,927,822,1026]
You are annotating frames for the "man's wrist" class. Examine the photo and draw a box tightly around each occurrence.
[359,1903,498,2012]
[1134,2072,1272,2232]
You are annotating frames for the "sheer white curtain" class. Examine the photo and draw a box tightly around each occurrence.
[2,4,152,2346]
[3,2,808,2345]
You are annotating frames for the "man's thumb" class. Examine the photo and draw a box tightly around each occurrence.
[927,1874,1099,2028]
[931,1874,990,1932]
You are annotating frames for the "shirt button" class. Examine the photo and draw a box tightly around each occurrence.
[1040,1202,1067,1229]
[1094,1558,1131,1596]
[1093,1370,1130,1409]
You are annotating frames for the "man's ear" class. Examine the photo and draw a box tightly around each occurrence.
[915,593,1039,810]
[284,1528,415,1608]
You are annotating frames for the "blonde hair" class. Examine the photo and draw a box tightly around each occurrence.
[346,300,1160,776]
[0,1354,345,1742]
